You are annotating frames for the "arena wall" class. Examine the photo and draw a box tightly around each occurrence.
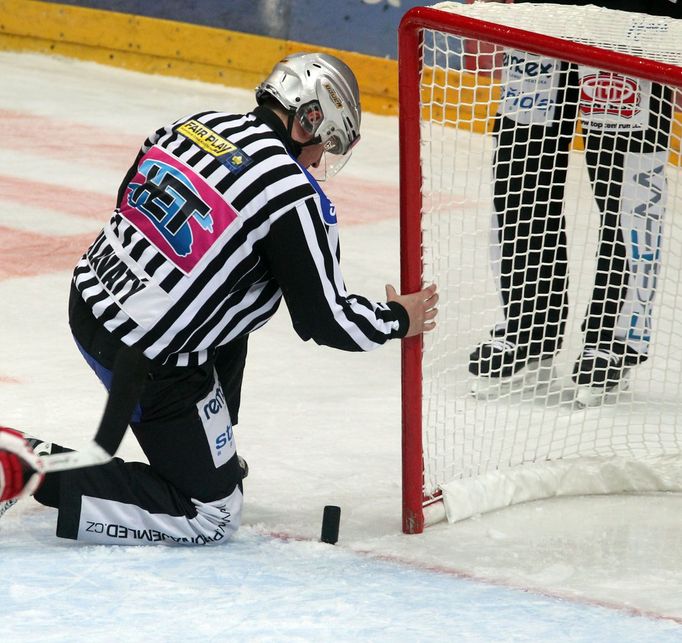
[0,0,439,115]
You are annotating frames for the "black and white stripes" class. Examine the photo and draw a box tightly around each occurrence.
[72,107,407,366]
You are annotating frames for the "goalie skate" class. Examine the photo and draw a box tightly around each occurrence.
[574,379,632,408]
[470,357,556,400]
[572,344,644,408]
[468,339,556,400]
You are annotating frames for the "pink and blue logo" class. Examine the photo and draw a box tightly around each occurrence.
[121,146,237,273]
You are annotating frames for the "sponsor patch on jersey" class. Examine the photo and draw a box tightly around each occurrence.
[120,146,238,274]
[580,72,640,118]
[177,119,252,173]
[578,67,649,130]
[197,377,236,469]
[499,51,560,126]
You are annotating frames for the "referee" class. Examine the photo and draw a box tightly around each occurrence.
[0,53,438,545]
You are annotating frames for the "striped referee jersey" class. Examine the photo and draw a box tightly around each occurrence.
[72,106,408,366]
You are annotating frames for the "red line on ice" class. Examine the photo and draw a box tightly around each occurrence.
[261,527,682,626]
[0,109,140,169]
[325,176,398,224]
[0,175,113,220]
[0,108,398,224]
[0,226,92,280]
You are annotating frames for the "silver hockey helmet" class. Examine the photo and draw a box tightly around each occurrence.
[256,52,361,177]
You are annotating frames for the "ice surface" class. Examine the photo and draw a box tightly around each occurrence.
[0,53,681,640]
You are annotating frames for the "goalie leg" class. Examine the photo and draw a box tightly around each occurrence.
[573,75,672,398]
[470,54,578,385]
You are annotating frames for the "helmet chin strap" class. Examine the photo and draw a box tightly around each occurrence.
[285,111,303,157]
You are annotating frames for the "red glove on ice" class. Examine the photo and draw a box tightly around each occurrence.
[0,427,44,502]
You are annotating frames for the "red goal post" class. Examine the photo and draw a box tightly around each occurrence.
[399,4,682,535]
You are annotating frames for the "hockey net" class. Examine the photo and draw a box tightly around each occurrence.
[399,2,682,534]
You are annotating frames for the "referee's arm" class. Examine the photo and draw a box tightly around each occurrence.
[263,201,409,351]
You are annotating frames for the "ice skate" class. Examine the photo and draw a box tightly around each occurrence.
[238,455,249,480]
[468,338,556,399]
[572,343,646,408]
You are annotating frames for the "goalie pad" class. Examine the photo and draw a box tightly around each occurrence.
[0,427,44,503]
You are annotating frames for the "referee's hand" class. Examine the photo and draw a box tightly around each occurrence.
[385,283,438,338]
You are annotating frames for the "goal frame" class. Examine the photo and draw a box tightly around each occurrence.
[398,5,682,535]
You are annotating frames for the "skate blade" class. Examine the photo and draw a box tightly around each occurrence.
[470,358,555,401]
[574,372,632,408]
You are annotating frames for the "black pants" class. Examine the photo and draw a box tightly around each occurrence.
[492,59,671,355]
[35,287,248,545]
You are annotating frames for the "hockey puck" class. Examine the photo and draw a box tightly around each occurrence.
[320,505,341,544]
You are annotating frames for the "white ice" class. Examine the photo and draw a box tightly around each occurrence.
[0,52,681,641]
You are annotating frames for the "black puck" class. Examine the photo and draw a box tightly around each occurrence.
[320,505,341,544]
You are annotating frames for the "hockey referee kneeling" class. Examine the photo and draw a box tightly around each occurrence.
[0,53,438,545]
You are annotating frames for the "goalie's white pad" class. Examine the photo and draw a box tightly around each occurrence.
[0,427,44,503]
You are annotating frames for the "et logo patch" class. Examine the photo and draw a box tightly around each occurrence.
[177,119,252,173]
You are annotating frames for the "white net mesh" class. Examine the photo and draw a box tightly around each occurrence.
[410,2,682,522]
